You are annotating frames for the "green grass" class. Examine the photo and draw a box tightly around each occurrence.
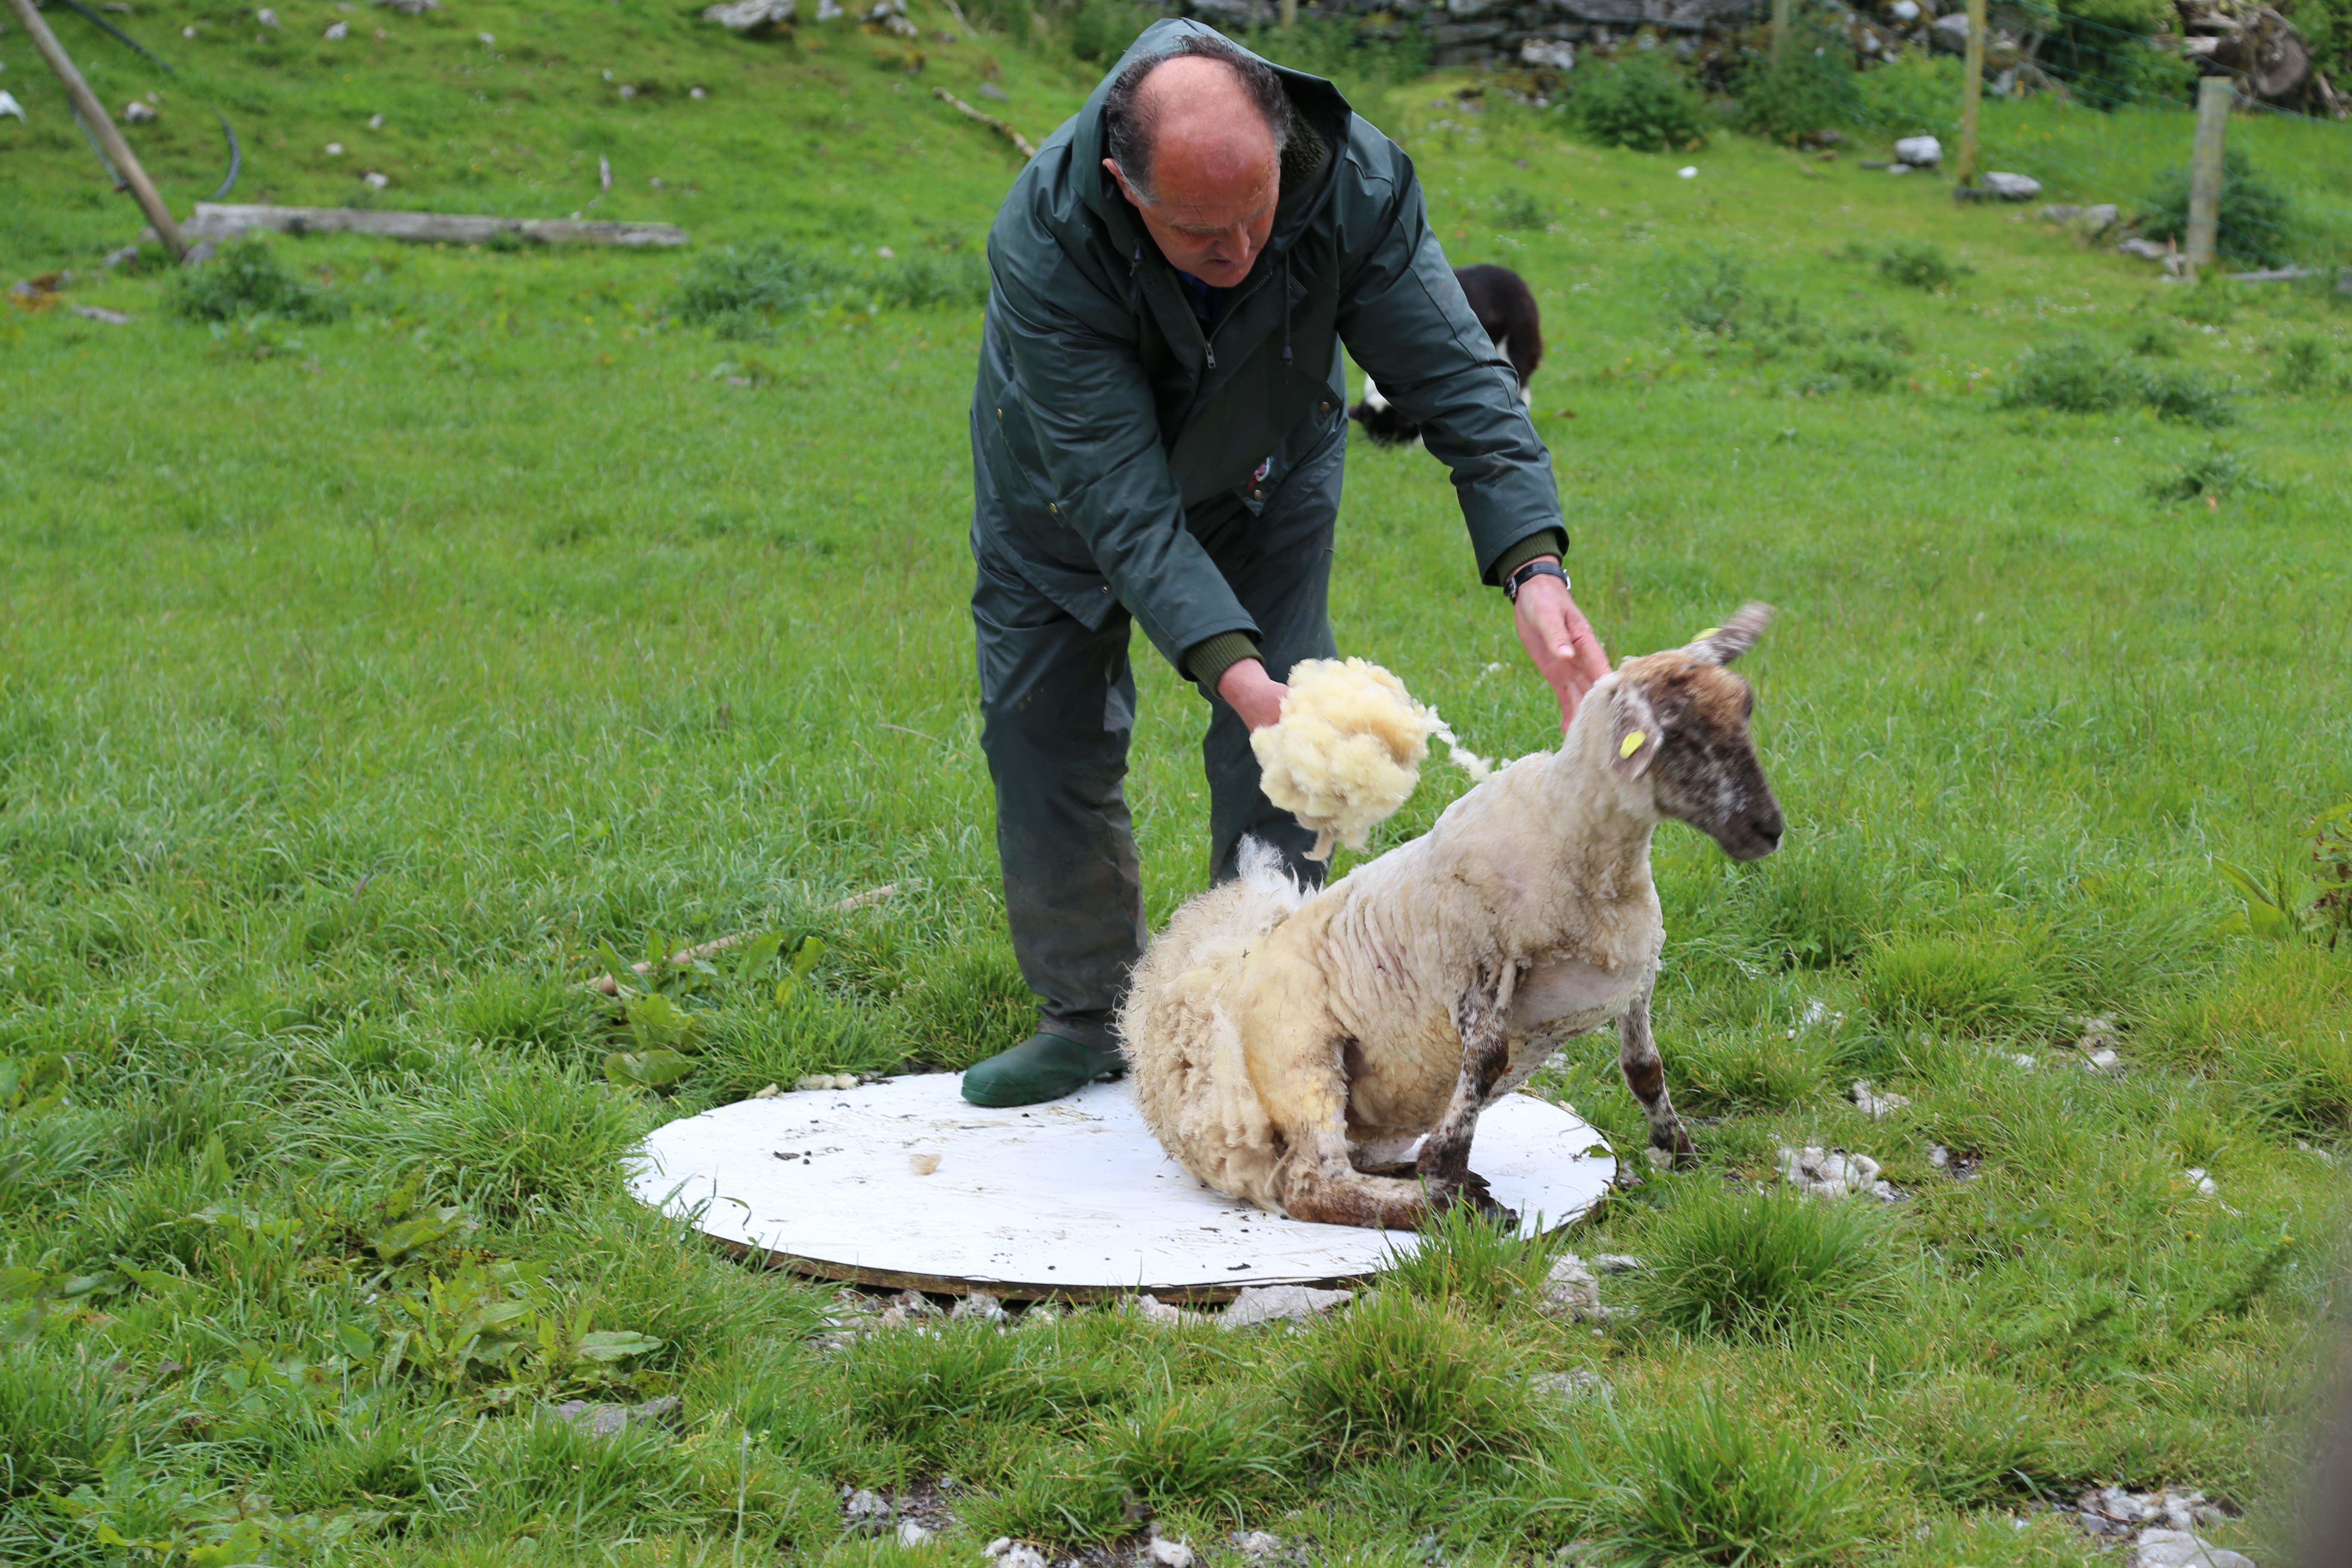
[4,0,2352,1562]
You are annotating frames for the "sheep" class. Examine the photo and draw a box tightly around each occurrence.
[1118,606,1783,1230]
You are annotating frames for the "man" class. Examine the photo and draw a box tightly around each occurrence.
[962,21,1612,1108]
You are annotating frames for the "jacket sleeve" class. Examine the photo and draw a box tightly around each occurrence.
[988,222,1260,675]
[1332,135,1568,583]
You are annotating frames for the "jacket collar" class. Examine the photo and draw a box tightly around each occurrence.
[1069,19,1352,275]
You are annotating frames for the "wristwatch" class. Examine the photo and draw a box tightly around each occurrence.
[1504,558,1570,604]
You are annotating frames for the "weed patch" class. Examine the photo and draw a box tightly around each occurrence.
[172,239,349,323]
[1999,336,2234,425]
[1592,1392,1871,1568]
[1634,1186,1896,1339]
[1291,1290,1544,1460]
[2144,445,2273,503]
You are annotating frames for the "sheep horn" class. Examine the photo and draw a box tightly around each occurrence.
[1683,603,1773,665]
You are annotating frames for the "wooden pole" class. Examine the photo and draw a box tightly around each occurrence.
[6,0,186,258]
[1954,0,1988,185]
[1279,0,1297,28]
[1771,0,1792,65]
[2184,75,2233,282]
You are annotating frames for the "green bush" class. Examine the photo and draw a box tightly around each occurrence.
[1570,51,1711,153]
[2141,147,2296,267]
[2276,333,2339,392]
[1998,336,2234,426]
[1238,15,1430,86]
[1063,0,1133,62]
[1634,1186,1895,1339]
[1735,36,1862,145]
[1877,241,1960,291]
[1596,1392,1870,1567]
[172,238,347,323]
[671,239,853,337]
[2143,444,2272,502]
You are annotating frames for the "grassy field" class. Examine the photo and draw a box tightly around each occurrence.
[6,1,2352,1565]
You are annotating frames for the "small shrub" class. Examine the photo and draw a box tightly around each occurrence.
[1998,336,2232,424]
[1597,1392,1870,1567]
[868,249,989,309]
[1570,52,1710,153]
[1735,38,1862,145]
[1819,340,1907,392]
[172,238,347,323]
[1488,187,1551,232]
[2141,147,2295,268]
[2276,333,2338,393]
[1291,1289,1543,1459]
[1634,1186,1895,1338]
[1064,0,1131,63]
[2143,444,2272,502]
[1666,252,1751,337]
[2140,364,2236,427]
[1859,934,2056,1035]
[1877,241,1959,291]
[670,239,852,337]
[2127,320,2184,357]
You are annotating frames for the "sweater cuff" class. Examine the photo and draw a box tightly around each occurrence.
[1184,630,1262,689]
[1490,529,1568,588]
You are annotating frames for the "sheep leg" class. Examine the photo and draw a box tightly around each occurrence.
[1413,974,1519,1227]
[1617,975,1695,1169]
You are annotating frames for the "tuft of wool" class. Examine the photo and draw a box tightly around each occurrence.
[1250,658,1490,861]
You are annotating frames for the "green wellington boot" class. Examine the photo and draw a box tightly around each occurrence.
[961,1032,1126,1108]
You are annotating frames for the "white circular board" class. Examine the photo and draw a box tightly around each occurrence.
[628,1073,1617,1300]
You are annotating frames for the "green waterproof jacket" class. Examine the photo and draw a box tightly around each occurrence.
[972,18,1566,676]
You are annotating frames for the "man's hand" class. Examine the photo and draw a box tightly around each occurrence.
[1216,657,1289,732]
[1511,562,1612,731]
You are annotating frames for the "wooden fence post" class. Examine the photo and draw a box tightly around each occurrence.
[1954,0,1988,185]
[1280,0,1297,28]
[1770,0,1792,64]
[2184,75,2233,281]
[5,0,186,259]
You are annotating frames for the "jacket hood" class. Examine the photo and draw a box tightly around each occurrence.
[1068,18,1354,266]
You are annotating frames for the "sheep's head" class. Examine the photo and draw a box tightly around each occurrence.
[1607,603,1784,862]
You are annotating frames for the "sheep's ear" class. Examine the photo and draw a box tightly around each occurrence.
[1684,603,1773,666]
[1610,683,1663,781]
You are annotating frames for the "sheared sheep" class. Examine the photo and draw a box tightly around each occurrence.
[1119,606,1783,1230]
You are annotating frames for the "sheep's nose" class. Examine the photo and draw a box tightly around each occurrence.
[1751,812,1785,849]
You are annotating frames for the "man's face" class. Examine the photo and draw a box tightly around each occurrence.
[1102,57,1282,292]
[1107,154,1279,290]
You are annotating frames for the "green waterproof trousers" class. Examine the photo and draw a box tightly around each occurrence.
[971,428,1347,1054]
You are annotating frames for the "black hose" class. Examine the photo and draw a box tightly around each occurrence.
[54,0,241,200]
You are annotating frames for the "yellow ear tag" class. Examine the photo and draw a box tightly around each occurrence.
[1620,730,1646,759]
[1696,627,1721,640]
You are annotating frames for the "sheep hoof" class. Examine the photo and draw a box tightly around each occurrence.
[1431,1173,1519,1231]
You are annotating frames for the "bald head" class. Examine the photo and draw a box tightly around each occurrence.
[1102,35,1292,288]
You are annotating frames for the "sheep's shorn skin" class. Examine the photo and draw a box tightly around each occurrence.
[1121,606,1784,1231]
